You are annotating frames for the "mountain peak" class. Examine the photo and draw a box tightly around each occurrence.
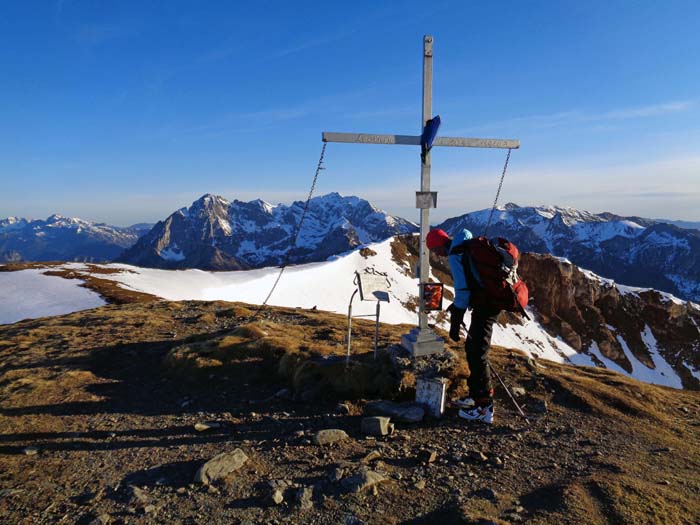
[192,193,229,208]
[250,199,275,213]
[118,192,418,270]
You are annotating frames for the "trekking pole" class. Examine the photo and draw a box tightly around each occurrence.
[491,364,530,425]
[460,322,530,425]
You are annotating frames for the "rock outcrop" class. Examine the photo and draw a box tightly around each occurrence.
[520,253,700,389]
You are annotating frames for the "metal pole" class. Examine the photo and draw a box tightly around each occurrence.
[492,365,530,425]
[374,301,380,360]
[346,289,358,365]
[418,34,433,331]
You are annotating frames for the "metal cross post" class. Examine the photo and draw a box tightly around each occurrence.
[322,35,519,357]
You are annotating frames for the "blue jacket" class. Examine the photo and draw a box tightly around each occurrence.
[447,228,480,310]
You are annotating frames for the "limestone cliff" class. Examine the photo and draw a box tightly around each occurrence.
[520,253,700,389]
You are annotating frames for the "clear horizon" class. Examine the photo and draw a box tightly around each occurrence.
[2,1,699,225]
[3,192,699,229]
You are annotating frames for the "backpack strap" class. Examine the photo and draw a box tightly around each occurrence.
[449,240,482,291]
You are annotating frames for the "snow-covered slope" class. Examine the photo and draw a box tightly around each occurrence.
[0,215,145,263]
[0,268,106,324]
[439,203,700,302]
[116,193,418,270]
[4,236,697,390]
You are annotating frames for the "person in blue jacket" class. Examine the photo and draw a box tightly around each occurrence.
[426,227,499,424]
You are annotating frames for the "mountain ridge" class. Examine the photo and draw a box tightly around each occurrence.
[116,192,418,270]
[438,202,700,302]
[0,215,147,263]
[4,198,700,304]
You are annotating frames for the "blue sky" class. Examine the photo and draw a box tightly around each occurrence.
[1,1,699,225]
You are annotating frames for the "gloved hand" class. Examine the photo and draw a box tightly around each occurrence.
[447,303,466,342]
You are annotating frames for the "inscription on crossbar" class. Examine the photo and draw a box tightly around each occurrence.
[434,137,520,149]
[323,132,418,146]
[322,132,518,149]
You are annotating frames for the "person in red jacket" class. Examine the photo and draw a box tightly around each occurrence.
[426,228,498,424]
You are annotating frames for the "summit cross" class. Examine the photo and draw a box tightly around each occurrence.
[322,35,520,356]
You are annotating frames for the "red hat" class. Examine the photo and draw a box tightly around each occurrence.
[426,229,450,250]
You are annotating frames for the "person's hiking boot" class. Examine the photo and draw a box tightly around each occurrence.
[458,402,494,424]
[453,397,475,409]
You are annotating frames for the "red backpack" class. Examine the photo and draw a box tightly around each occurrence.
[453,236,529,315]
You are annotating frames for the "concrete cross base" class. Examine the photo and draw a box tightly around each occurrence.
[416,377,448,418]
[401,327,445,357]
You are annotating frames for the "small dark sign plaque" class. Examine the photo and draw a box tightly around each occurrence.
[423,283,443,311]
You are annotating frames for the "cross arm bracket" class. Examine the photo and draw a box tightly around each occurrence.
[322,132,519,149]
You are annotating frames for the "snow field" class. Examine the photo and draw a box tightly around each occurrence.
[0,238,693,389]
[0,269,106,325]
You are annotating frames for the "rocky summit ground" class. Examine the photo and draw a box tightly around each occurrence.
[1,300,699,525]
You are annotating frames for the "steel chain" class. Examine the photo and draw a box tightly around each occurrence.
[483,148,511,237]
[253,142,328,319]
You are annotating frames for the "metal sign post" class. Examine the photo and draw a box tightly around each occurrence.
[324,35,519,357]
[346,271,391,364]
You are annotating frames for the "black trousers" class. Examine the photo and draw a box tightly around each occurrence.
[465,307,500,403]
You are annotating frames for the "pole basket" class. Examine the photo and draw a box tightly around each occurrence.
[423,283,444,311]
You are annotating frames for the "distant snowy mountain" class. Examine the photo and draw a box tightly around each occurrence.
[127,223,156,236]
[654,218,700,231]
[0,215,145,263]
[116,193,418,270]
[438,203,700,302]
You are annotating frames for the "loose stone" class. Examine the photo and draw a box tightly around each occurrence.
[194,421,221,432]
[312,429,349,446]
[194,449,249,485]
[296,486,313,510]
[361,416,394,437]
[364,400,425,423]
[341,467,387,493]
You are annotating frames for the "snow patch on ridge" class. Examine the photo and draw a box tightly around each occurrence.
[160,245,186,262]
[614,328,683,389]
[491,313,582,364]
[683,362,700,381]
[0,270,105,324]
[587,342,630,376]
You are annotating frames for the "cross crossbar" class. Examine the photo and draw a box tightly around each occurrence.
[322,132,519,150]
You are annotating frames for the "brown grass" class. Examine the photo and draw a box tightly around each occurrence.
[0,261,65,272]
[160,306,415,399]
[390,235,415,276]
[42,268,158,304]
[84,264,137,275]
[1,300,699,524]
[402,297,419,313]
